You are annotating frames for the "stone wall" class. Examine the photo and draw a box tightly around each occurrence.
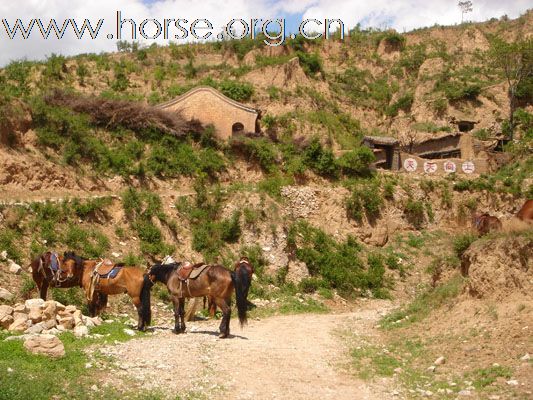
[158,87,259,140]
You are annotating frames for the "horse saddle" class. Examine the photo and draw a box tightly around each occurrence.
[177,262,210,281]
[93,259,123,279]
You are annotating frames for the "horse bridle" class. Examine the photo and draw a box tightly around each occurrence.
[40,254,70,285]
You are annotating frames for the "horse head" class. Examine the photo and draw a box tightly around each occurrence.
[62,251,84,280]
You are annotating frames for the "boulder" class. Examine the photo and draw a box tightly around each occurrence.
[42,302,57,320]
[8,318,29,333]
[13,304,25,313]
[13,312,28,321]
[8,261,22,275]
[25,298,45,310]
[58,316,75,330]
[23,334,65,358]
[25,322,45,335]
[0,315,14,330]
[42,318,57,330]
[28,307,43,324]
[64,305,77,314]
[73,325,89,337]
[0,288,14,301]
[0,250,7,261]
[0,305,14,318]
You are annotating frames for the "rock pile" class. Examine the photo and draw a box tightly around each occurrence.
[0,298,101,336]
[281,186,318,218]
[0,250,22,275]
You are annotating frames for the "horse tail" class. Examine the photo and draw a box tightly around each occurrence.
[231,267,251,327]
[141,275,153,326]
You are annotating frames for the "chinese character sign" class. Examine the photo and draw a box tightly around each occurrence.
[461,161,475,174]
[443,161,456,173]
[423,161,437,173]
[403,158,418,172]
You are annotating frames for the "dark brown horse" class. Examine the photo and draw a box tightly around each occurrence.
[517,199,533,222]
[207,257,254,317]
[30,251,83,299]
[147,261,251,338]
[63,255,152,331]
[472,213,502,236]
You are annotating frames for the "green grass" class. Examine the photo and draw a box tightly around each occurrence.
[380,274,465,329]
[0,321,149,400]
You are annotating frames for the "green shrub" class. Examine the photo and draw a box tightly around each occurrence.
[346,183,383,222]
[70,197,112,219]
[336,147,375,176]
[385,93,414,117]
[219,80,253,102]
[0,229,22,263]
[381,32,406,49]
[288,221,388,297]
[453,233,476,257]
[231,137,278,172]
[296,52,324,76]
[219,211,241,243]
[404,199,425,229]
[303,138,338,178]
[299,277,326,293]
[64,225,110,258]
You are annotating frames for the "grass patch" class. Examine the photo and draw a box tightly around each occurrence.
[0,320,148,400]
[380,274,465,329]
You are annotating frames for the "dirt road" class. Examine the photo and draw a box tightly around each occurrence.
[96,300,398,400]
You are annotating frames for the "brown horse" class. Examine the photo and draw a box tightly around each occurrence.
[30,251,83,299]
[207,257,254,317]
[472,213,502,236]
[147,261,251,338]
[63,255,152,331]
[517,199,533,222]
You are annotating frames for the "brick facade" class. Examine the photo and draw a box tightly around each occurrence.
[157,86,260,140]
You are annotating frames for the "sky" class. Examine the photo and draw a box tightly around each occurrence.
[0,0,530,66]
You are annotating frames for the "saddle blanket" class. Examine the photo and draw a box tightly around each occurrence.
[96,265,123,279]
[50,253,60,272]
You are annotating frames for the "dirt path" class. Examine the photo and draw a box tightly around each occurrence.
[95,300,399,400]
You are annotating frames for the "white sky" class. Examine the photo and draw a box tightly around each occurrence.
[0,0,530,66]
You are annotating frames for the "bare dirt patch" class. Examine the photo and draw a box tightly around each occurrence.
[93,300,398,400]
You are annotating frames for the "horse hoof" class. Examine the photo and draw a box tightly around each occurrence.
[218,333,228,339]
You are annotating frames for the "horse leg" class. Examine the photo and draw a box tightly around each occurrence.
[178,298,186,333]
[39,279,49,300]
[214,297,232,338]
[132,296,144,331]
[171,296,182,334]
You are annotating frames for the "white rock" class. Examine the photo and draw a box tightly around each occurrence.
[25,323,45,335]
[506,380,519,386]
[434,356,446,365]
[8,261,22,275]
[520,353,530,361]
[111,252,121,258]
[427,365,436,372]
[0,288,14,301]
[123,328,136,336]
[0,250,7,260]
[7,367,13,373]
[25,299,45,309]
[8,318,29,333]
[74,325,89,337]
[24,334,65,358]
[458,390,472,396]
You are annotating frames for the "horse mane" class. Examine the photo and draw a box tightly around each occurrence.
[150,263,181,281]
[63,251,86,269]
